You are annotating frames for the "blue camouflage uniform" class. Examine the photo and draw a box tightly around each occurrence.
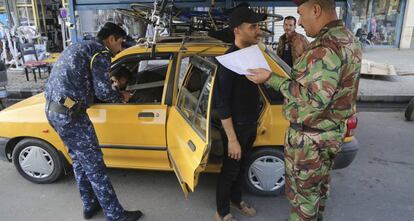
[45,40,124,221]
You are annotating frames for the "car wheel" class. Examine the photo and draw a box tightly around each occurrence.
[405,97,414,121]
[244,147,285,196]
[12,138,64,184]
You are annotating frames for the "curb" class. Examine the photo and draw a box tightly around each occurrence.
[357,95,413,103]
[6,89,43,100]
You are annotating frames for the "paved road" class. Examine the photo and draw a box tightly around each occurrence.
[0,111,413,221]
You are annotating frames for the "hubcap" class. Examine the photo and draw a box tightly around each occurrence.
[248,155,285,192]
[19,146,54,179]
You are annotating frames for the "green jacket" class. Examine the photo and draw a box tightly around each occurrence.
[267,20,362,132]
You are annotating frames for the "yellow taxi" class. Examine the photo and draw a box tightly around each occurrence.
[0,37,359,196]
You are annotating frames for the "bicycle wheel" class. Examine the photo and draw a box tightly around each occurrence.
[262,13,284,23]
[116,8,149,22]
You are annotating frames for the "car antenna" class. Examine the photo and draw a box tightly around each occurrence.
[179,36,189,51]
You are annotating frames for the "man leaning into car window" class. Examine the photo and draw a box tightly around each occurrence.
[44,22,143,221]
[213,5,266,221]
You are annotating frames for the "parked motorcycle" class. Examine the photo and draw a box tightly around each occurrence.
[355,28,372,50]
[405,97,414,121]
[0,60,7,110]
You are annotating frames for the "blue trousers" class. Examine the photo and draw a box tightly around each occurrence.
[46,110,124,221]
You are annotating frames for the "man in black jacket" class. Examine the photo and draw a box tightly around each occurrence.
[214,6,266,221]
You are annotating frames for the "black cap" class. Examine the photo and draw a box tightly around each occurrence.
[224,2,250,15]
[229,6,267,30]
[98,22,127,38]
[292,0,309,6]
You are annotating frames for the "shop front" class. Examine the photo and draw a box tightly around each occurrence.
[351,0,406,48]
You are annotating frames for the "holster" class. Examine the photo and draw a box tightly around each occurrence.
[47,98,86,118]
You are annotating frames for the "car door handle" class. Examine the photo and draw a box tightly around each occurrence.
[187,140,196,152]
[138,112,155,118]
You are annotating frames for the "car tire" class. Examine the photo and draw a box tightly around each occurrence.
[405,97,414,121]
[12,138,64,184]
[244,147,285,196]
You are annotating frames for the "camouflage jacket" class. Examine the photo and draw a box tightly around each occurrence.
[45,40,122,108]
[267,20,362,132]
[276,31,309,65]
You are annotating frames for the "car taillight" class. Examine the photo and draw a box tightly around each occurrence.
[345,116,358,137]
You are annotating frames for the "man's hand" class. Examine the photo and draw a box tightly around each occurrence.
[120,91,132,103]
[228,139,242,161]
[246,68,272,84]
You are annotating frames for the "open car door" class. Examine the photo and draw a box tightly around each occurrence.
[167,56,217,197]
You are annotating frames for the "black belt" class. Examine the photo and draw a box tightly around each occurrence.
[235,121,258,126]
[47,101,86,116]
[290,123,328,133]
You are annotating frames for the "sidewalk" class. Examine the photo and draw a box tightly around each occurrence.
[359,49,414,102]
[3,48,414,103]
[4,70,47,100]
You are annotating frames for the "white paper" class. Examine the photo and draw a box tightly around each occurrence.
[216,44,271,75]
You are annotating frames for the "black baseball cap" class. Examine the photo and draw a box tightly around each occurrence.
[293,0,309,6]
[229,6,267,30]
[98,22,127,39]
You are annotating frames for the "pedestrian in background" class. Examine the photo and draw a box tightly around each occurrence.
[276,16,309,67]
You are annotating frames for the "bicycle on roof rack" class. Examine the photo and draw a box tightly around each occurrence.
[116,0,284,55]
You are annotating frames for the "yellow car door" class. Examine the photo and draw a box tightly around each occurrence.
[167,56,217,197]
[87,58,175,170]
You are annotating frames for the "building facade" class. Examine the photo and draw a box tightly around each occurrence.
[350,0,413,48]
[17,0,411,49]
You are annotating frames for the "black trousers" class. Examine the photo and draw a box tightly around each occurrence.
[216,123,257,216]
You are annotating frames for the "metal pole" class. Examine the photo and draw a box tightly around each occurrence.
[9,0,19,26]
[68,0,77,43]
[4,0,13,27]
[345,0,353,30]
[40,0,47,33]
[31,0,41,28]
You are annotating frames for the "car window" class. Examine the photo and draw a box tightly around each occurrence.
[138,60,170,72]
[104,55,171,105]
[177,56,215,89]
[178,57,190,87]
[177,60,213,139]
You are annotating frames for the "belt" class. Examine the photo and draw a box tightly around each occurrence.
[47,101,86,117]
[235,121,258,126]
[290,123,328,133]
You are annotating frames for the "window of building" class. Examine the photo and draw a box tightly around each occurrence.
[352,0,403,47]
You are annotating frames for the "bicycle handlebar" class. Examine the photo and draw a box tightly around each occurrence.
[159,0,169,17]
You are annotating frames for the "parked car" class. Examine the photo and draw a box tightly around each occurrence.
[0,37,359,196]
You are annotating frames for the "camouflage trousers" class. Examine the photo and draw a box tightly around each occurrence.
[284,127,342,221]
[46,109,124,221]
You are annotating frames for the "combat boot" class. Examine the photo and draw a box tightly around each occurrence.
[118,210,143,221]
[83,202,102,219]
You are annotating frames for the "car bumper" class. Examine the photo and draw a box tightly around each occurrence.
[0,137,10,161]
[333,137,359,170]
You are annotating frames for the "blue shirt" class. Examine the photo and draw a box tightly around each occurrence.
[45,40,122,108]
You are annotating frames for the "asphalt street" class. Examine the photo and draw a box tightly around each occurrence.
[0,111,413,221]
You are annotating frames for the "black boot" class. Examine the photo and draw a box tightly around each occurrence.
[118,210,143,221]
[83,202,102,219]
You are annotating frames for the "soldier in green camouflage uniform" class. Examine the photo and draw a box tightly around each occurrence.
[246,0,362,220]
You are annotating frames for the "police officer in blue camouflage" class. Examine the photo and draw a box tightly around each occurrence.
[45,22,143,221]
